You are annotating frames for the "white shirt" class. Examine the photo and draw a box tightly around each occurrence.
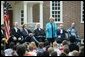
[14,27,18,32]
[60,29,63,34]
[1,29,4,34]
[38,28,41,31]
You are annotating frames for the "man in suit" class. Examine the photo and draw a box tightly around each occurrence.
[20,24,33,43]
[1,24,5,41]
[33,24,45,42]
[46,17,58,44]
[10,22,22,44]
[56,24,67,43]
[1,24,9,49]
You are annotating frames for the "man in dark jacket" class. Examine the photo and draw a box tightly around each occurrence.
[33,24,45,42]
[20,24,33,43]
[56,24,67,43]
[10,22,22,44]
[1,24,5,41]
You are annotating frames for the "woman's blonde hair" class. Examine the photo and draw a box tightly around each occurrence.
[30,42,37,49]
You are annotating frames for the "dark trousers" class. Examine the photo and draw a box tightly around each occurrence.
[47,38,55,44]
[69,36,81,44]
[56,38,66,43]
[36,37,45,42]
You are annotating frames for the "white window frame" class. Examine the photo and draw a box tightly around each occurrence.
[81,1,84,23]
[50,1,63,23]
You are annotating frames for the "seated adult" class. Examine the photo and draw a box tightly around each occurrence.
[56,24,67,43]
[67,22,81,44]
[33,24,45,42]
[10,22,22,44]
[20,24,33,43]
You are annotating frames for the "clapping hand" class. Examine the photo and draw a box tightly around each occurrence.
[29,33,34,37]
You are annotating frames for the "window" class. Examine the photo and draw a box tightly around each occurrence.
[50,1,63,23]
[81,1,84,23]
[21,10,24,25]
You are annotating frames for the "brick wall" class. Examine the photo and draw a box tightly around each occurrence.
[43,1,50,29]
[33,3,40,22]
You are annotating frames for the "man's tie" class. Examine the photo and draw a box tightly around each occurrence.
[24,28,28,34]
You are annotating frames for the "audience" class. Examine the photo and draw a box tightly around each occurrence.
[4,42,15,56]
[43,51,49,56]
[1,39,84,56]
[69,37,79,52]
[24,43,37,56]
[52,41,61,56]
[59,40,69,53]
[51,51,57,56]
[62,45,69,56]
[60,53,66,56]
[1,50,5,56]
[79,46,84,56]
[37,42,44,53]
[16,44,26,56]
[72,50,79,56]
[48,47,54,56]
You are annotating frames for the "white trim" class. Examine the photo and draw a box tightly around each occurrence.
[40,2,43,28]
[24,1,43,27]
[50,1,63,23]
[27,4,33,23]
[31,4,33,23]
[24,2,27,24]
[54,22,63,23]
[30,5,33,23]
[24,1,43,4]
[60,1,63,23]
[81,1,84,23]
[50,1,52,17]
[1,1,4,24]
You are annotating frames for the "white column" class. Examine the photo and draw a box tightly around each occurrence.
[24,2,27,24]
[39,2,43,28]
[28,4,33,23]
[1,1,4,24]
[30,5,33,23]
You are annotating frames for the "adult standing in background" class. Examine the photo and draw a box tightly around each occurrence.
[45,17,58,44]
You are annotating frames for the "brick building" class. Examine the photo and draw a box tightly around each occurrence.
[1,1,84,39]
